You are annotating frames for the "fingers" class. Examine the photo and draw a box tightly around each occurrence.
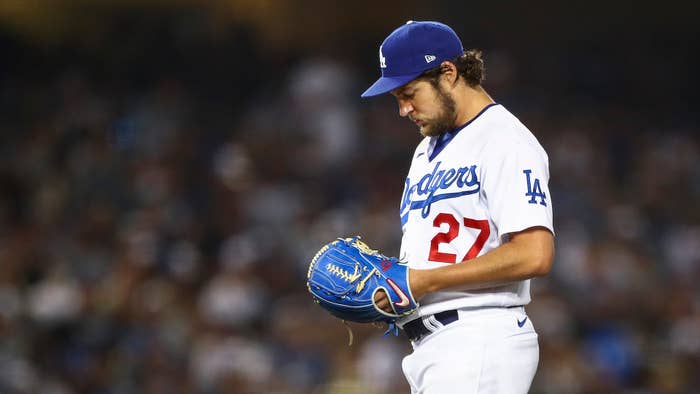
[373,289,394,313]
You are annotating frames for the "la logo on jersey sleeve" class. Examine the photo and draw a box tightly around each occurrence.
[523,169,547,206]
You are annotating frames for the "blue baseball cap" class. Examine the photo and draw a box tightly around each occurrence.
[361,21,464,97]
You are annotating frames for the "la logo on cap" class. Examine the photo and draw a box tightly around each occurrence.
[379,45,387,68]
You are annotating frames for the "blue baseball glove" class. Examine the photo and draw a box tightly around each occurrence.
[307,237,418,323]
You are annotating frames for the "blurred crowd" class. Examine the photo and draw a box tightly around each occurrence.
[1,9,699,394]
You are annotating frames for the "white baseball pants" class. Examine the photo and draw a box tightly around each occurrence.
[401,307,539,394]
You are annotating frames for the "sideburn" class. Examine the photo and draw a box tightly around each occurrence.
[431,81,458,135]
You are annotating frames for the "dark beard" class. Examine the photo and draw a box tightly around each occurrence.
[420,84,458,137]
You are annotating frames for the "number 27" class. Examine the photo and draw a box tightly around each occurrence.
[429,213,490,264]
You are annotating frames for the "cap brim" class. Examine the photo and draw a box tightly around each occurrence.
[360,73,422,97]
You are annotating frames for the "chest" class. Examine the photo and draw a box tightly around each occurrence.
[400,149,484,227]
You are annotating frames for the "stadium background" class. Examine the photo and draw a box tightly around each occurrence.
[0,1,698,393]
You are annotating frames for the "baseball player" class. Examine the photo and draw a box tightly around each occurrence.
[362,21,555,393]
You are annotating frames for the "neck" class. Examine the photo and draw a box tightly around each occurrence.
[453,85,495,126]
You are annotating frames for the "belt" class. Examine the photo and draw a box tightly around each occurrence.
[402,310,459,342]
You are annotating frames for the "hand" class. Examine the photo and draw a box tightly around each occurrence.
[373,268,427,313]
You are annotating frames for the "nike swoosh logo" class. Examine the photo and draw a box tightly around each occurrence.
[517,317,528,328]
[416,152,425,158]
[386,278,410,307]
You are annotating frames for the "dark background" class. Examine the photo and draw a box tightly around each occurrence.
[0,1,698,393]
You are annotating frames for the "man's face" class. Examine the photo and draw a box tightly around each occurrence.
[390,78,457,137]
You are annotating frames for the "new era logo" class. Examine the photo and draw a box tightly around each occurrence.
[425,55,436,63]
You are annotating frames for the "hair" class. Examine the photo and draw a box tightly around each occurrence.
[418,49,485,87]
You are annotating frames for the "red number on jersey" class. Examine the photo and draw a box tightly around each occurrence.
[428,214,490,264]
[429,213,459,263]
[462,218,490,260]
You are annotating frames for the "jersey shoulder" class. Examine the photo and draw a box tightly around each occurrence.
[477,105,548,159]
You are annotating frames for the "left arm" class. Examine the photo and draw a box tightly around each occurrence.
[374,226,554,310]
[409,226,554,300]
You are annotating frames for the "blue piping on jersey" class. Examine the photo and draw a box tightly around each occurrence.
[428,103,500,162]
[401,187,481,227]
[410,189,480,216]
[400,188,481,226]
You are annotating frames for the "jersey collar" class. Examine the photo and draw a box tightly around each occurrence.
[428,103,499,162]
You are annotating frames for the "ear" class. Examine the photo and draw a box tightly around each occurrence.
[439,61,459,86]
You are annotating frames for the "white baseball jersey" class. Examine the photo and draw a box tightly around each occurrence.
[398,103,554,318]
